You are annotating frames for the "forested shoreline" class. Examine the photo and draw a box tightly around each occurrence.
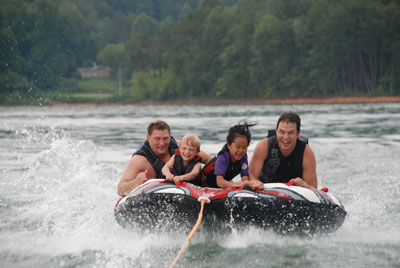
[1,0,399,105]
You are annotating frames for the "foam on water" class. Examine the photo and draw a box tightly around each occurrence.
[1,104,400,267]
[1,137,157,267]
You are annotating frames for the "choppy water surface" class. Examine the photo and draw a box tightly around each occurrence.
[1,103,399,268]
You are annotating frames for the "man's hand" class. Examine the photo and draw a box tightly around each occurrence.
[136,169,148,183]
[290,177,308,188]
[249,180,265,190]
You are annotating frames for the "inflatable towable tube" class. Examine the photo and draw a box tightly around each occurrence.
[114,179,346,236]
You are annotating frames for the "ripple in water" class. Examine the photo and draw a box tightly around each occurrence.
[0,103,399,267]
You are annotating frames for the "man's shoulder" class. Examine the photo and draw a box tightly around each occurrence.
[131,154,153,166]
[255,137,269,150]
[303,144,315,155]
[130,154,157,176]
[302,144,316,164]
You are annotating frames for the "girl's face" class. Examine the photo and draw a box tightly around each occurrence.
[227,136,248,163]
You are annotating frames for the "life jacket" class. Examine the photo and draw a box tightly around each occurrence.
[202,157,217,177]
[133,136,179,178]
[201,145,245,188]
[259,130,308,183]
[172,150,202,176]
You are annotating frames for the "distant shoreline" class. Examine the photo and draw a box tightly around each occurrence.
[52,96,400,107]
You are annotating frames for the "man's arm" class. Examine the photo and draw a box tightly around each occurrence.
[301,144,318,188]
[117,155,154,196]
[162,155,175,181]
[249,138,269,181]
[248,138,269,190]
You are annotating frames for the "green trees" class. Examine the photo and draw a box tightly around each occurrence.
[1,0,399,104]
[302,0,400,96]
[164,0,229,99]
[127,0,400,101]
[97,43,126,96]
[0,0,92,94]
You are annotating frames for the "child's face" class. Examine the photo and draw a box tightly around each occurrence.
[227,136,248,163]
[180,143,198,161]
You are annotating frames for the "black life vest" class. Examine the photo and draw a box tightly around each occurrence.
[133,136,179,178]
[172,150,202,176]
[259,130,308,183]
[201,145,242,188]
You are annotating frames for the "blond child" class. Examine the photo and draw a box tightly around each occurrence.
[162,134,202,184]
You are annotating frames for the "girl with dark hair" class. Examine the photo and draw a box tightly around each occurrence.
[202,120,256,188]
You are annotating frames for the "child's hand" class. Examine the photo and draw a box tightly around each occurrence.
[241,180,250,188]
[165,174,175,181]
[249,180,265,190]
[173,176,184,183]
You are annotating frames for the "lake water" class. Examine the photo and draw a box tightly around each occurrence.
[1,103,399,268]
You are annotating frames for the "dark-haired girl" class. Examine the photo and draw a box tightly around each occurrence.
[202,121,256,188]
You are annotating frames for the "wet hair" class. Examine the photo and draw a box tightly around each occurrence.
[181,134,201,152]
[147,120,171,135]
[276,112,301,132]
[227,120,257,146]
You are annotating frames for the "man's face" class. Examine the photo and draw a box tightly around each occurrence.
[147,129,170,156]
[276,121,300,156]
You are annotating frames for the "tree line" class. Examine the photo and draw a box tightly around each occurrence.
[1,0,399,104]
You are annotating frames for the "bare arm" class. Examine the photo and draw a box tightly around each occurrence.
[198,151,212,164]
[173,162,202,182]
[216,175,249,188]
[289,145,317,188]
[301,144,318,188]
[241,175,250,181]
[162,155,176,181]
[248,138,269,190]
[117,155,155,196]
[249,138,269,181]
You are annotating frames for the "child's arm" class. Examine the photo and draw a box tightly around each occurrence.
[161,155,175,181]
[173,162,202,182]
[241,175,250,181]
[237,156,253,185]
[216,175,249,188]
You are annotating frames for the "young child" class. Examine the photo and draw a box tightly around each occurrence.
[202,121,256,188]
[162,133,202,185]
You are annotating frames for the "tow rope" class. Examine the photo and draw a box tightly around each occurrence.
[169,197,209,268]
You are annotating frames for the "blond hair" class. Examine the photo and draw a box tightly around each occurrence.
[181,134,201,152]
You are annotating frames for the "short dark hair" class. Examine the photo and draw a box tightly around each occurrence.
[227,120,257,146]
[147,120,171,135]
[276,112,301,132]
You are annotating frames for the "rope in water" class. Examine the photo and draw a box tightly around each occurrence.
[169,198,208,268]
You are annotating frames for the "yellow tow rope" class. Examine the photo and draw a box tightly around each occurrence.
[169,198,208,268]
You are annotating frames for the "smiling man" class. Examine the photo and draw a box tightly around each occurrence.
[117,120,211,196]
[249,112,318,189]
[117,120,178,196]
